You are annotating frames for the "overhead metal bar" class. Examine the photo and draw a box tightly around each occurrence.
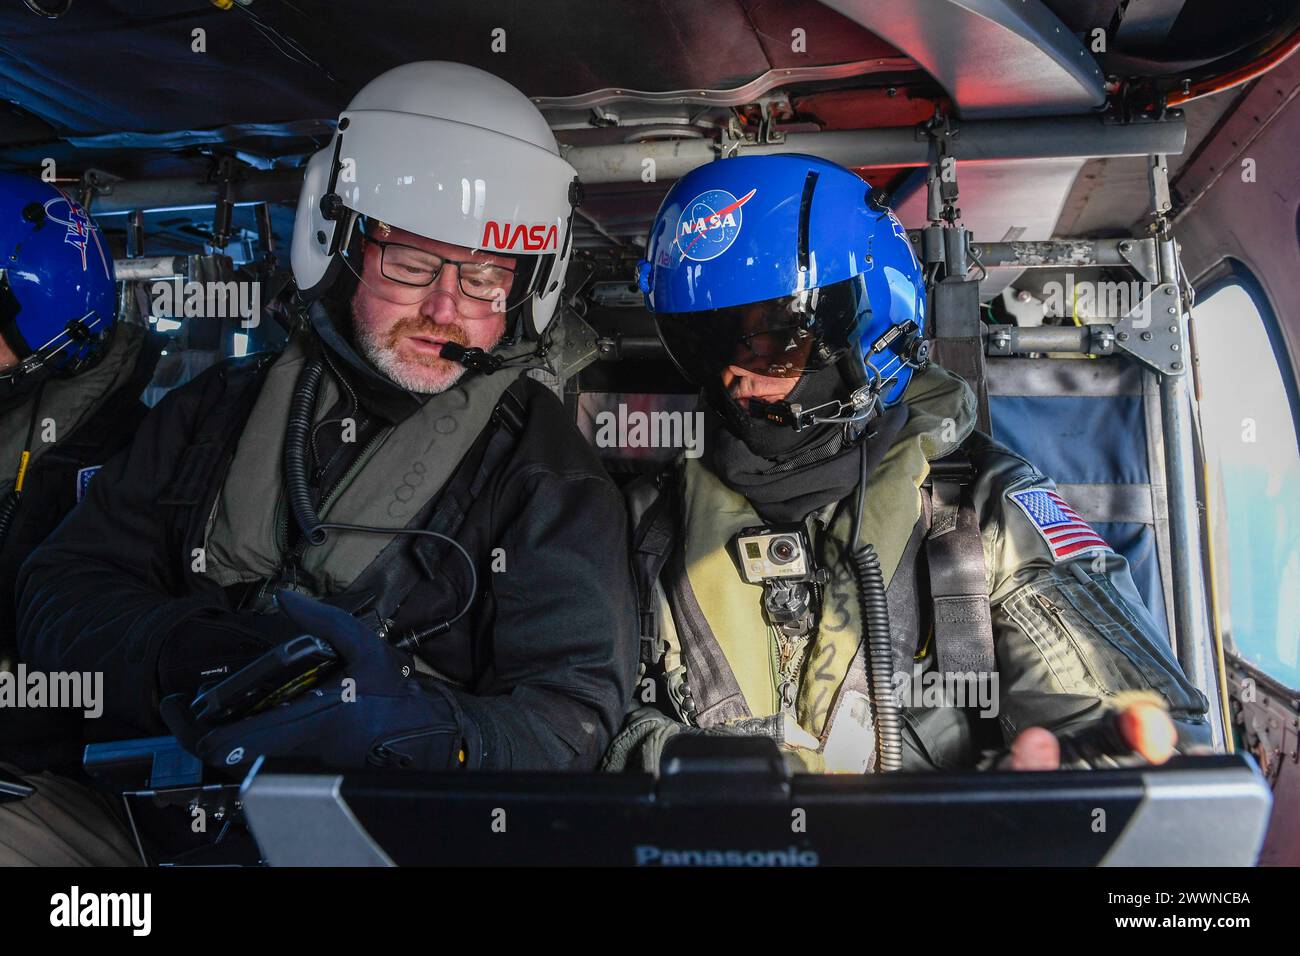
[968,237,1161,283]
[114,256,189,281]
[563,114,1186,184]
[987,324,1109,356]
[84,167,302,215]
[75,115,1186,212]
[814,0,1106,118]
[529,57,917,110]
[78,115,1190,213]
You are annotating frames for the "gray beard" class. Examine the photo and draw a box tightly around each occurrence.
[356,332,468,395]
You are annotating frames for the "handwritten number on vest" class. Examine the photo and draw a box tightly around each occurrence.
[811,643,837,729]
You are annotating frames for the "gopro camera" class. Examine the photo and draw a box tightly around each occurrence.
[733,523,813,584]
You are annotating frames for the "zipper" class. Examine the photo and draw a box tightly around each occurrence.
[1034,592,1106,691]
[313,347,360,474]
[767,624,783,714]
[315,424,392,522]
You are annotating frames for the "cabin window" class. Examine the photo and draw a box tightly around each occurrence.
[1194,265,1300,690]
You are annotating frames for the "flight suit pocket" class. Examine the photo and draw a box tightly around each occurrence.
[1003,572,1205,717]
[1054,573,1207,717]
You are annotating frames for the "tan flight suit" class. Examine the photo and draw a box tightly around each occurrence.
[605,365,1211,772]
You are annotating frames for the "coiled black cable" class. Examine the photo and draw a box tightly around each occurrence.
[285,360,329,546]
[851,542,902,771]
[0,490,20,554]
[281,357,477,648]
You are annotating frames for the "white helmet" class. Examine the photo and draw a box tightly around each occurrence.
[290,61,580,336]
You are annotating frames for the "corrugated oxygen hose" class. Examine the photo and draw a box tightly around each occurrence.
[0,489,20,554]
[851,542,902,771]
[284,358,328,546]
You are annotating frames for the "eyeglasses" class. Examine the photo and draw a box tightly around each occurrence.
[364,234,516,305]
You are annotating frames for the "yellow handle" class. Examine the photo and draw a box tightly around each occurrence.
[14,450,30,494]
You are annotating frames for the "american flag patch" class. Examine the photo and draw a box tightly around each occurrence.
[1007,487,1112,562]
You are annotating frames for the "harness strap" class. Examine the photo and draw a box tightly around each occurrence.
[923,451,995,675]
[661,541,752,728]
[630,474,677,666]
[161,354,277,587]
[331,382,527,631]
[884,514,931,676]
[930,277,991,433]
[628,471,751,726]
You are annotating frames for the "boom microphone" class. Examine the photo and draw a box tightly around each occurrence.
[439,342,503,374]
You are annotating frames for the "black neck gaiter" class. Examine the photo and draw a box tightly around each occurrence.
[703,396,909,524]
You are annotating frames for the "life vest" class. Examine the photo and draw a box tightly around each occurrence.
[202,335,526,597]
[157,336,529,648]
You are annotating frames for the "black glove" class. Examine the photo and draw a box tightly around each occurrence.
[160,590,478,775]
[157,606,302,701]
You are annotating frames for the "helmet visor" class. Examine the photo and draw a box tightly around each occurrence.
[654,273,869,382]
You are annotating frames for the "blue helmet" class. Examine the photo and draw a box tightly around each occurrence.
[0,171,117,388]
[637,154,926,410]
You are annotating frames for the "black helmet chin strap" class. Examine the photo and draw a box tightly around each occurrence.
[747,317,931,434]
[746,346,881,435]
[746,388,879,433]
[0,311,111,393]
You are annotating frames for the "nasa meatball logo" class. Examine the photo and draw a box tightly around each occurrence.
[674,187,756,262]
[43,195,94,271]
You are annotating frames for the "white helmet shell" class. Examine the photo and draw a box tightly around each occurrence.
[291,61,578,335]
